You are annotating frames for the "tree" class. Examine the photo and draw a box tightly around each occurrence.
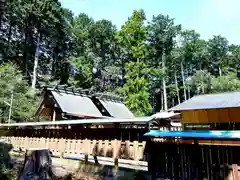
[89,19,117,68]
[186,70,212,95]
[0,0,74,87]
[168,48,181,104]
[68,56,93,89]
[50,7,73,84]
[180,30,201,74]
[187,70,240,95]
[71,14,119,91]
[117,9,152,116]
[211,75,240,93]
[120,62,152,116]
[116,9,149,61]
[71,13,94,57]
[208,35,229,76]
[0,63,38,122]
[228,44,240,75]
[177,30,204,100]
[149,14,181,110]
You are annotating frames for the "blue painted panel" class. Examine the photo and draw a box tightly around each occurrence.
[144,130,240,139]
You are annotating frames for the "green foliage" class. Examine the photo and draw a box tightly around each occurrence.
[207,35,229,75]
[71,13,94,56]
[187,70,240,94]
[2,0,240,118]
[1,0,73,82]
[181,30,201,65]
[186,70,212,95]
[116,9,149,60]
[116,10,153,115]
[68,56,93,88]
[120,62,152,116]
[149,14,181,56]
[167,84,178,98]
[0,63,38,122]
[208,35,229,61]
[211,75,240,93]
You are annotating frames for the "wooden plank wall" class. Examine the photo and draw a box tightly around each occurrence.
[181,107,240,124]
[149,142,240,180]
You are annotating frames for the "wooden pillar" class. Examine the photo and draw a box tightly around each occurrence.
[59,151,64,164]
[112,139,119,168]
[232,164,239,180]
[84,154,88,165]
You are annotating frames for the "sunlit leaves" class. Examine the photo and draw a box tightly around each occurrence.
[0,63,38,121]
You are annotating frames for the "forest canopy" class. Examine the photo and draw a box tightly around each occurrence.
[1,0,240,119]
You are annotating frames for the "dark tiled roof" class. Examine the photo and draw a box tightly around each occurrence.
[48,88,135,118]
[170,92,240,111]
[51,91,103,117]
[99,99,135,119]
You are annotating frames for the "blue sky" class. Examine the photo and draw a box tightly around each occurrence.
[61,0,240,44]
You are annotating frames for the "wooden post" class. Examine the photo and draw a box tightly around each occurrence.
[114,158,118,168]
[232,164,239,180]
[84,154,88,165]
[60,151,64,164]
[113,139,119,169]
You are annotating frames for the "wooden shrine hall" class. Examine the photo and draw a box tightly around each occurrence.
[35,85,135,121]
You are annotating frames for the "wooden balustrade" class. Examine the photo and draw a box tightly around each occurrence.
[1,136,147,163]
[2,136,240,178]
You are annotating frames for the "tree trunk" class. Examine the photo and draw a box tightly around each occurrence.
[162,52,168,111]
[52,39,61,78]
[161,91,163,111]
[0,0,6,28]
[8,21,12,46]
[31,31,40,89]
[19,149,54,179]
[121,58,125,86]
[23,27,28,76]
[202,83,205,94]
[23,16,32,76]
[188,86,191,99]
[174,72,180,104]
[172,98,175,107]
[181,61,187,101]
[186,68,191,99]
[219,66,222,76]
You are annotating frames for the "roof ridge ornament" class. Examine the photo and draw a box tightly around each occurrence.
[41,84,123,102]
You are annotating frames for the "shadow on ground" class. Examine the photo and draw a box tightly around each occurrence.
[75,161,150,180]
